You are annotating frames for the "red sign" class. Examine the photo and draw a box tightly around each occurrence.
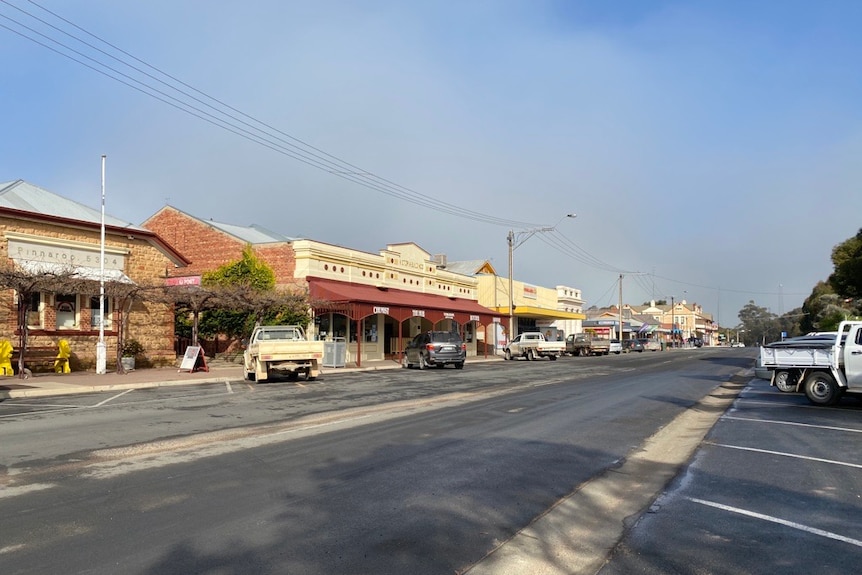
[165,276,201,287]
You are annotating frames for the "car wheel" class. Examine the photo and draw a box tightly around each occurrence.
[455,362,464,370]
[419,354,428,370]
[804,371,841,406]
[774,370,796,393]
[549,354,557,361]
[526,349,534,361]
[402,355,411,369]
[504,349,512,360]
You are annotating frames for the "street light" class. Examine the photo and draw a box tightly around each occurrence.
[507,214,576,340]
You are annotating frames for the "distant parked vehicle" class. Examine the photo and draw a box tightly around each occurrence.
[565,333,611,356]
[504,332,565,361]
[623,339,644,353]
[640,338,662,352]
[609,339,622,354]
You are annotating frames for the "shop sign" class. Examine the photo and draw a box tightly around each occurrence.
[373,306,390,314]
[470,315,480,322]
[412,309,425,317]
[9,238,125,270]
[523,285,537,299]
[165,275,201,286]
[444,312,455,319]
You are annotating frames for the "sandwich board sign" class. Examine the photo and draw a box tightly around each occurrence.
[179,345,208,373]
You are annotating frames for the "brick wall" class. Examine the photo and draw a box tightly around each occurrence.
[143,206,297,285]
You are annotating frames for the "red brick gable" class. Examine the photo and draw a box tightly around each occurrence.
[142,207,296,285]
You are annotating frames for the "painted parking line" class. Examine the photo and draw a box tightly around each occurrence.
[722,415,862,434]
[92,389,134,407]
[705,442,862,469]
[688,497,862,548]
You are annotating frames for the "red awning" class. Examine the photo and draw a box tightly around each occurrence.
[307,276,503,325]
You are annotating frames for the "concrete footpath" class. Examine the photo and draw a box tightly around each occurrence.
[0,357,423,400]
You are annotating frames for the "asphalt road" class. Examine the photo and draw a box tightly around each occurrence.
[4,349,857,574]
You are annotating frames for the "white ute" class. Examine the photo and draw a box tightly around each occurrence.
[759,320,862,405]
[243,325,325,382]
[504,332,566,361]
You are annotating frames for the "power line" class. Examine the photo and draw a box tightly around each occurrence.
[0,0,540,229]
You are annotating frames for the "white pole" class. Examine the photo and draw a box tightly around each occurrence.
[96,155,107,375]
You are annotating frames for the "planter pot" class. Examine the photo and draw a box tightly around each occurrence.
[121,356,135,371]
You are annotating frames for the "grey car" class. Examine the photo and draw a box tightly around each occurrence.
[403,331,466,369]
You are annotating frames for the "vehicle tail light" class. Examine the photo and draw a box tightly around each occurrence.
[461,344,466,351]
[426,344,435,351]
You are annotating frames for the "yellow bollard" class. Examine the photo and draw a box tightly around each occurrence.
[55,339,71,374]
[0,340,13,377]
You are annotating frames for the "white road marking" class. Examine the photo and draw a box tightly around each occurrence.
[91,389,134,407]
[722,415,862,434]
[225,381,233,394]
[688,497,862,548]
[706,442,862,469]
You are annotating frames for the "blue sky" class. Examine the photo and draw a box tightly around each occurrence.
[2,0,860,327]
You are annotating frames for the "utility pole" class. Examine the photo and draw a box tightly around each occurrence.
[618,274,623,341]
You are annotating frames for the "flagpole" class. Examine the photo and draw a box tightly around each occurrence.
[96,155,107,375]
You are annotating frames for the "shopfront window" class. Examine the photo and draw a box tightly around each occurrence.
[90,296,112,329]
[26,292,42,328]
[56,294,77,328]
[333,314,348,341]
[465,322,474,343]
[364,318,379,343]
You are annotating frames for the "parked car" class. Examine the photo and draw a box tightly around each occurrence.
[623,339,644,353]
[609,339,622,354]
[731,341,746,348]
[403,331,466,369]
[639,338,662,352]
[688,337,704,348]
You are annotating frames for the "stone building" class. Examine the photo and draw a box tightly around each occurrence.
[143,206,504,365]
[0,181,188,369]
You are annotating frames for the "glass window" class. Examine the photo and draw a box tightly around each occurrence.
[26,292,42,328]
[56,294,77,328]
[90,296,113,329]
[364,318,379,343]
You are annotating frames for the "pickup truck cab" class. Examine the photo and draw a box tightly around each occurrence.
[759,320,862,405]
[504,332,565,361]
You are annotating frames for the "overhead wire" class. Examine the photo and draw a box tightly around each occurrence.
[0,0,541,229]
[0,0,802,309]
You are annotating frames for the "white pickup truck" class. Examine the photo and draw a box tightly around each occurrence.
[504,332,565,361]
[243,325,325,382]
[759,320,862,405]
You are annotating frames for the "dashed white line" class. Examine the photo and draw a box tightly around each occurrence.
[687,497,862,548]
[705,442,862,469]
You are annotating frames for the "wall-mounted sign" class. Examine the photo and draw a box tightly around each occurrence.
[8,238,126,270]
[444,312,455,319]
[470,315,480,322]
[523,285,537,299]
[373,306,390,314]
[165,276,201,286]
[412,309,425,317]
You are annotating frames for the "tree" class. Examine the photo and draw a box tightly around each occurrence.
[737,301,778,345]
[194,246,310,344]
[828,228,862,299]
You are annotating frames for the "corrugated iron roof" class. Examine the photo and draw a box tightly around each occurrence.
[0,180,144,231]
[205,220,295,244]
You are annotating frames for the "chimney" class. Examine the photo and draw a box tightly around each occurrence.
[432,254,447,267]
